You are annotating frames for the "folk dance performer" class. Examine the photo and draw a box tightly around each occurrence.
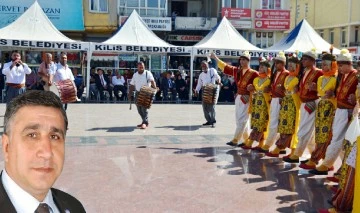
[38,53,57,91]
[299,51,337,169]
[283,48,323,163]
[258,51,289,153]
[128,62,157,130]
[241,57,271,149]
[211,51,259,147]
[2,50,31,105]
[194,60,221,128]
[310,49,358,175]
[266,53,301,157]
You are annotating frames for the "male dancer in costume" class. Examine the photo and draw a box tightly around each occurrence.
[283,48,323,163]
[258,52,289,153]
[211,51,259,147]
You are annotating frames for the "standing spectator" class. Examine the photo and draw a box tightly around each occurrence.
[89,67,98,100]
[72,68,84,100]
[221,74,233,102]
[38,53,56,91]
[175,74,187,101]
[112,70,126,101]
[106,69,114,101]
[95,68,111,102]
[161,72,176,101]
[2,50,31,105]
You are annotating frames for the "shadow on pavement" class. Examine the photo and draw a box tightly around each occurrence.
[87,126,136,132]
[155,125,203,131]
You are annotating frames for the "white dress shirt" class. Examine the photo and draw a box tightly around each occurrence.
[195,68,220,93]
[54,64,75,83]
[2,61,32,84]
[112,75,125,86]
[130,70,154,91]
[1,169,60,213]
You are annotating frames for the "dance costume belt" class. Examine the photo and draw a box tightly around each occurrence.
[6,83,25,88]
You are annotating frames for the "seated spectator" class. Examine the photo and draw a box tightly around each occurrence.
[161,72,176,101]
[89,67,98,100]
[112,70,126,101]
[95,68,112,102]
[221,74,233,102]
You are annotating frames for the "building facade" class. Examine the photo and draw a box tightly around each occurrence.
[290,0,360,54]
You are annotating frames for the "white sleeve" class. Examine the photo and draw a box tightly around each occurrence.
[195,73,203,93]
[147,71,155,81]
[23,64,32,74]
[50,63,57,75]
[130,74,135,85]
[2,62,11,75]
[121,76,125,84]
[68,69,75,81]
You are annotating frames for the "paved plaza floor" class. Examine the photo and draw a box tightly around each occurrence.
[0,103,338,212]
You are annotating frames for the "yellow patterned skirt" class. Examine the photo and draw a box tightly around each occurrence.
[250,93,269,133]
[278,95,296,134]
[315,99,335,144]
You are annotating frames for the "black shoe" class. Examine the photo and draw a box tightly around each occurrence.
[237,143,245,147]
[279,150,287,154]
[203,122,211,126]
[257,148,269,153]
[282,156,299,163]
[226,141,238,146]
[211,123,215,128]
[300,159,309,164]
[309,169,328,175]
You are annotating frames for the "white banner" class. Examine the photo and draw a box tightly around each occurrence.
[119,16,171,31]
[194,48,277,58]
[0,39,88,51]
[228,20,252,29]
[175,17,217,30]
[92,43,192,54]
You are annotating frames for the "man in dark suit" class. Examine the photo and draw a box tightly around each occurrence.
[0,90,85,212]
[95,68,112,102]
[160,72,176,101]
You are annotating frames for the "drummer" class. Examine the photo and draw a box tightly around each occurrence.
[54,52,77,110]
[128,62,157,130]
[195,60,221,128]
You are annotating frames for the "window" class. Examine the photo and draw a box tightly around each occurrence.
[341,28,346,45]
[255,32,274,48]
[319,30,324,38]
[223,0,231,7]
[262,0,282,9]
[329,30,334,44]
[355,27,359,43]
[237,0,250,8]
[90,0,108,12]
[119,0,167,17]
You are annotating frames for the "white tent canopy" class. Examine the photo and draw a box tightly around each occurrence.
[92,10,189,54]
[0,1,88,51]
[193,16,264,57]
[266,19,340,54]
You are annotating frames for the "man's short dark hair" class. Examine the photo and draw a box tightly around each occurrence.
[3,91,68,134]
[137,61,145,66]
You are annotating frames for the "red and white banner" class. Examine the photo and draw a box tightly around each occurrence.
[255,9,290,20]
[254,20,290,30]
[221,8,251,19]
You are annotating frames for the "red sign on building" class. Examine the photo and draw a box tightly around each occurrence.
[255,9,290,19]
[221,8,251,19]
[254,20,290,30]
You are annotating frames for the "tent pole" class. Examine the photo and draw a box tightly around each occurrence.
[85,44,92,101]
[189,48,194,103]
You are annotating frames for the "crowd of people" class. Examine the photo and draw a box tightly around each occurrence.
[211,48,360,213]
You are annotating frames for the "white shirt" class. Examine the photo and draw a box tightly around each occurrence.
[1,169,60,213]
[130,70,154,91]
[54,64,75,83]
[112,75,125,86]
[2,61,32,84]
[195,68,220,92]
